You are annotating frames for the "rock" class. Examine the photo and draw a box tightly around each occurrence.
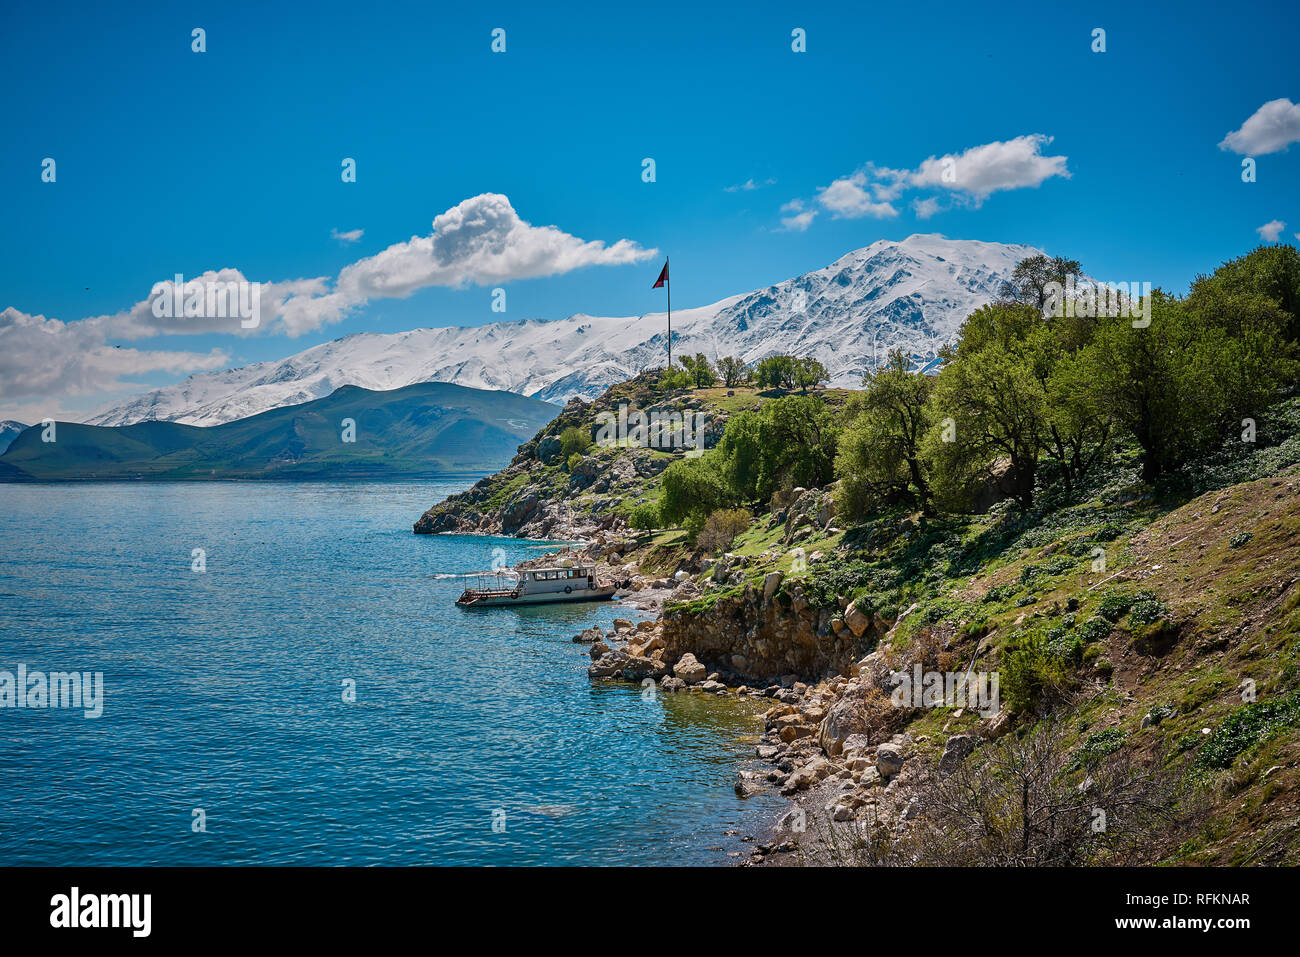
[673,652,708,684]
[857,766,882,787]
[537,435,562,464]
[572,626,604,643]
[660,676,687,693]
[730,654,749,673]
[938,733,981,776]
[589,640,611,659]
[612,617,634,632]
[588,650,629,679]
[701,680,727,694]
[762,571,784,601]
[818,686,876,757]
[734,771,763,798]
[621,656,667,681]
[844,601,871,637]
[636,619,656,632]
[876,743,905,778]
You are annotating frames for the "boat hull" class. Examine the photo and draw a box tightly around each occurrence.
[456,585,618,608]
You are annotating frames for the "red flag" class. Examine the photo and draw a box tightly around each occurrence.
[652,260,669,288]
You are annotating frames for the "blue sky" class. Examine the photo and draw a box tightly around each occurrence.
[1,0,1298,421]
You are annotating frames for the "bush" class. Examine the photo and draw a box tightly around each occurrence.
[696,508,752,553]
[1195,690,1300,770]
[1078,616,1113,643]
[629,501,661,531]
[1071,728,1127,769]
[1128,597,1168,627]
[558,426,591,462]
[1001,630,1072,713]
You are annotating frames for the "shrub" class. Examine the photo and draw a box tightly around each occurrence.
[558,426,591,462]
[629,501,660,531]
[1128,597,1168,627]
[696,508,752,554]
[1195,690,1300,770]
[1071,728,1127,769]
[1001,630,1072,713]
[1078,616,1113,643]
[565,451,584,472]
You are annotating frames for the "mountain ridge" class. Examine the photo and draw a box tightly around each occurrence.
[88,234,1042,428]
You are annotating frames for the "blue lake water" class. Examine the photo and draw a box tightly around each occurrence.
[0,481,778,865]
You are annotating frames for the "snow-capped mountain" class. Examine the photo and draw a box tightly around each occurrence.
[88,234,1041,428]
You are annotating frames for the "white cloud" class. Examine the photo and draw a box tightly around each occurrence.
[783,135,1068,230]
[1220,99,1300,155]
[0,307,229,417]
[779,199,818,231]
[725,177,775,192]
[912,197,944,220]
[0,194,655,419]
[816,171,899,219]
[331,228,364,244]
[50,193,657,341]
[911,134,1069,202]
[1257,219,1287,242]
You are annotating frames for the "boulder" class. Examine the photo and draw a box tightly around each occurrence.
[818,686,876,757]
[589,640,611,659]
[762,571,784,601]
[939,733,981,776]
[876,743,905,778]
[844,601,871,637]
[537,435,562,464]
[672,653,708,685]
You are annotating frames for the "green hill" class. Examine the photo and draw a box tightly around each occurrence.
[0,382,558,481]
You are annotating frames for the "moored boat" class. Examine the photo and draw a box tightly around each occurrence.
[455,559,618,607]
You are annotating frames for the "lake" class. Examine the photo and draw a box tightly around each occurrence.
[0,481,779,865]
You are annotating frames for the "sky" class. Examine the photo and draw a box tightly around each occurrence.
[1,0,1298,423]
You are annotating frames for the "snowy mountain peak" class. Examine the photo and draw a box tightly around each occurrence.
[87,236,1042,428]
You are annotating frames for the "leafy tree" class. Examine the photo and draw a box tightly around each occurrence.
[1079,290,1295,482]
[680,353,717,388]
[835,350,934,519]
[628,501,661,531]
[1187,244,1300,343]
[755,354,797,391]
[997,254,1083,312]
[717,356,750,388]
[659,455,733,531]
[716,394,838,505]
[926,342,1047,508]
[697,508,752,553]
[792,356,829,392]
[558,426,591,462]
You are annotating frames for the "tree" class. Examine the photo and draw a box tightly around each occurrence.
[558,426,591,462]
[1187,243,1300,343]
[697,508,752,553]
[926,342,1048,508]
[1079,290,1295,483]
[715,394,839,505]
[997,254,1084,312]
[755,354,797,391]
[792,356,829,393]
[659,455,733,531]
[680,353,717,389]
[835,350,935,519]
[717,356,750,388]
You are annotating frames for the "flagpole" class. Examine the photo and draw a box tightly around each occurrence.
[666,256,671,370]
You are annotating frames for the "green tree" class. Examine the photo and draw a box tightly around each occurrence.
[792,356,829,392]
[558,426,591,462]
[680,353,717,388]
[659,455,733,531]
[755,355,797,391]
[717,356,750,388]
[997,254,1084,312]
[835,350,935,519]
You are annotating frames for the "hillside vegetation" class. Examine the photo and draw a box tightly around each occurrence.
[416,244,1300,865]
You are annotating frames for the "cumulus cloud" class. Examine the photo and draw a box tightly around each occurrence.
[1257,219,1287,242]
[1,194,655,418]
[911,134,1070,201]
[0,307,229,413]
[50,194,657,341]
[779,199,818,232]
[331,228,364,244]
[816,171,900,219]
[784,135,1069,230]
[1220,99,1300,155]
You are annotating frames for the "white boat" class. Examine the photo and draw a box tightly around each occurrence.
[455,559,619,607]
